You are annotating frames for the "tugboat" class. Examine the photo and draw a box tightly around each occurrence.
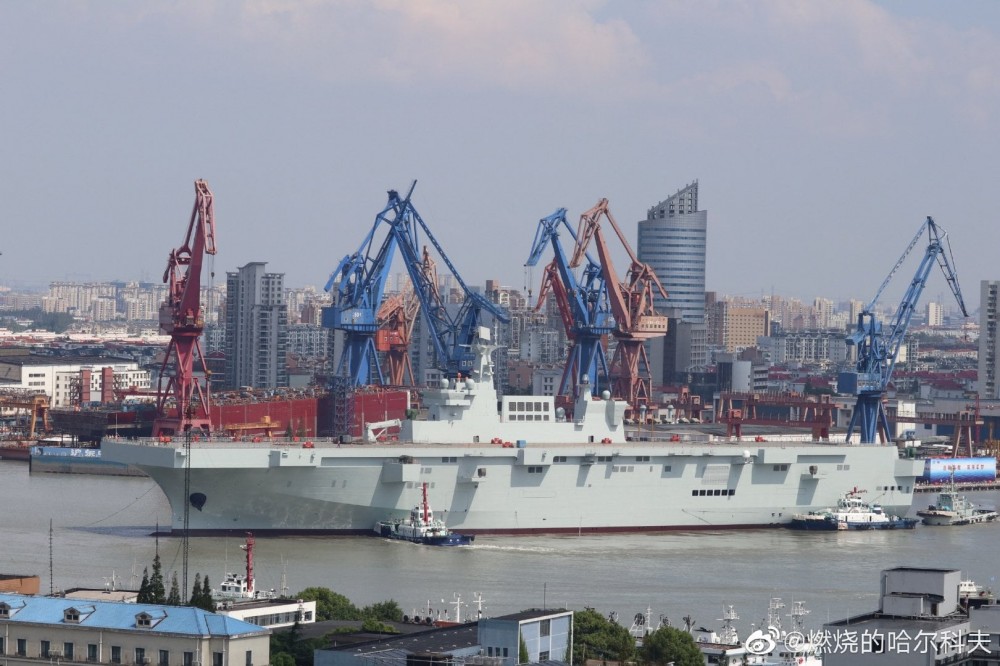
[788,488,918,531]
[916,477,999,526]
[375,483,474,546]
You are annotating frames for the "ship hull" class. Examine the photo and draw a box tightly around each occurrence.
[102,439,924,535]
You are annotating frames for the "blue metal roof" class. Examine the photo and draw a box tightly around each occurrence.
[0,594,267,637]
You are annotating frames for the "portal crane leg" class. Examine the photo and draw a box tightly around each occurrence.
[338,337,384,387]
[609,340,653,412]
[850,394,891,444]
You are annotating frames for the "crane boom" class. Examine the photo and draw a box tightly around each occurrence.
[570,199,668,412]
[525,208,614,399]
[384,184,509,377]
[839,216,967,443]
[323,183,509,385]
[322,198,398,387]
[154,179,217,436]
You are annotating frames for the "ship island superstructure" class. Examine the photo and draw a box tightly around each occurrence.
[102,329,924,536]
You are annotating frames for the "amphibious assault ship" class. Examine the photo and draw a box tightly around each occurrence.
[102,329,923,535]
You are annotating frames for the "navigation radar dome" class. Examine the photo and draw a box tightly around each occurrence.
[439,378,449,389]
[465,378,475,390]
[601,390,611,400]
[556,407,565,419]
[580,375,590,385]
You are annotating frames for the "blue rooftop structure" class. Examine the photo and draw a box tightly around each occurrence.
[0,594,266,638]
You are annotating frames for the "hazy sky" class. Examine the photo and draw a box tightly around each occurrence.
[2,1,998,313]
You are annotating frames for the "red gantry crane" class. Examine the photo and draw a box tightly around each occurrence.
[153,180,218,436]
[376,286,421,386]
[570,198,669,415]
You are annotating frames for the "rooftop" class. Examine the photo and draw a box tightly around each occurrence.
[0,355,137,367]
[0,593,268,637]
[322,621,480,655]
[826,610,968,633]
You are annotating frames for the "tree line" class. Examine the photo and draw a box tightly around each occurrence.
[135,554,215,611]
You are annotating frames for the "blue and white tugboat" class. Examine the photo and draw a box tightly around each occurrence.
[788,488,918,531]
[375,482,475,546]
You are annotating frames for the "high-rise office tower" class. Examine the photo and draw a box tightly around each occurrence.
[979,281,1000,399]
[638,180,707,323]
[225,262,288,389]
[638,181,708,381]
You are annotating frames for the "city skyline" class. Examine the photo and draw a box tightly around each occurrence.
[2,3,999,309]
[1,274,974,330]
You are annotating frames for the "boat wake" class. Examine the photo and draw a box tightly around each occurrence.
[464,543,557,554]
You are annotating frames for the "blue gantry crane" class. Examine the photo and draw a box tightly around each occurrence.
[525,208,615,399]
[324,183,509,387]
[838,216,967,443]
[322,199,398,387]
[383,183,509,378]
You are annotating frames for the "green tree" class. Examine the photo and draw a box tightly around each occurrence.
[571,608,636,665]
[190,573,202,606]
[3,308,74,333]
[270,621,302,666]
[640,626,703,666]
[360,617,398,634]
[297,587,360,621]
[167,572,181,606]
[137,567,151,603]
[271,653,295,666]
[519,634,529,664]
[361,600,403,622]
[149,554,166,604]
[201,575,214,610]
[188,573,215,611]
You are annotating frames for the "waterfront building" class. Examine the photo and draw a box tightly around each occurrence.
[0,352,150,407]
[224,263,288,390]
[315,609,572,666]
[979,280,1000,399]
[0,593,269,666]
[215,598,317,630]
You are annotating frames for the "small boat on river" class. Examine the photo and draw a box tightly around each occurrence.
[375,482,474,546]
[916,479,998,526]
[788,489,918,531]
